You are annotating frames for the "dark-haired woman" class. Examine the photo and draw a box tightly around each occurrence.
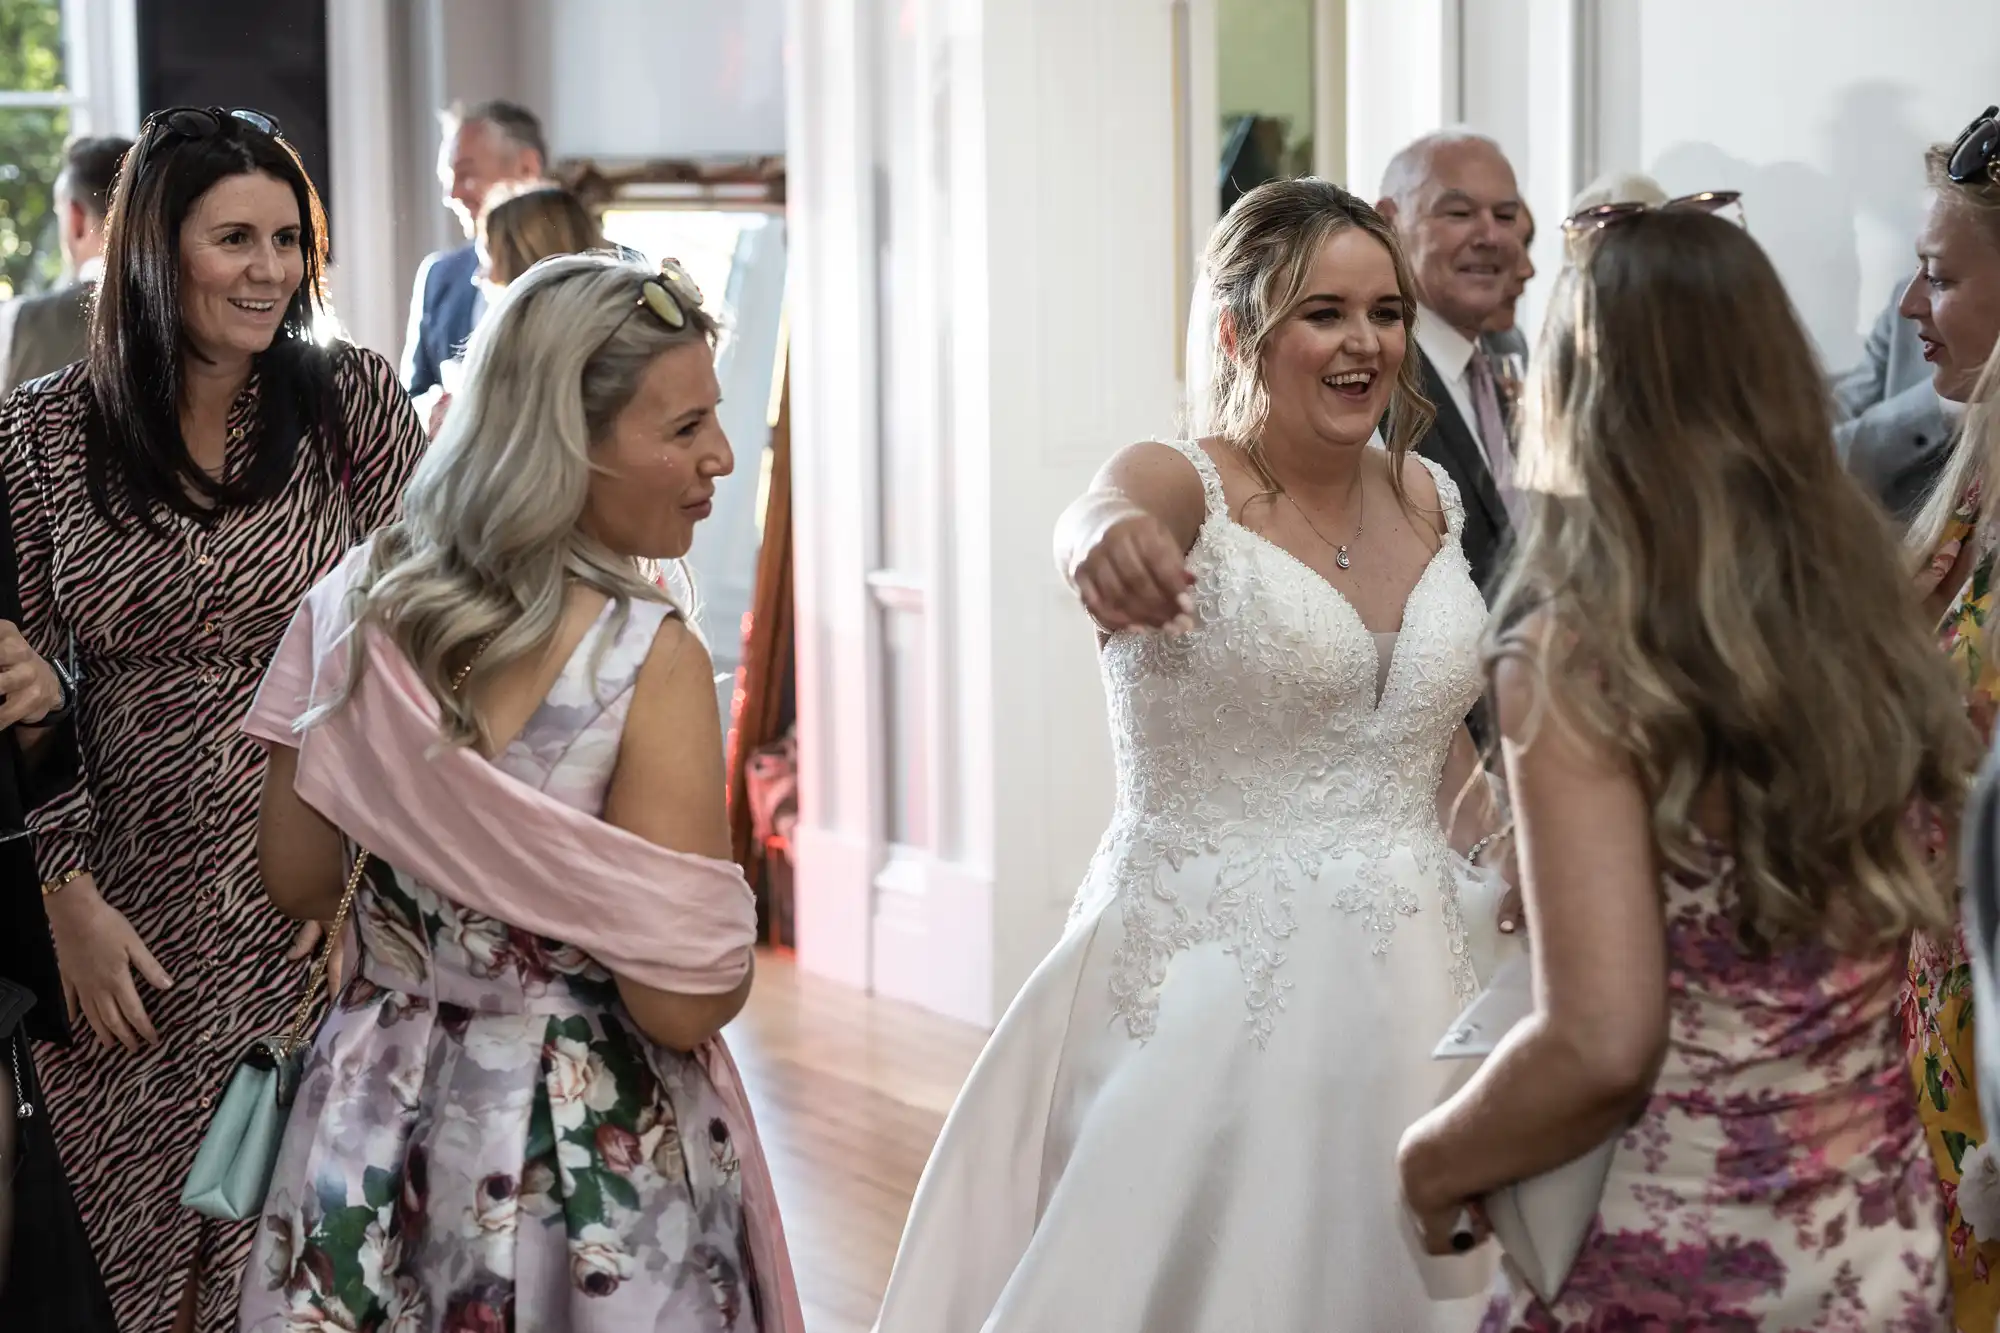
[3,107,425,1333]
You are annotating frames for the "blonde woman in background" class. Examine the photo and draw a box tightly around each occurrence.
[477,183,607,292]
[238,253,800,1332]
[427,185,609,436]
[1851,110,2000,525]
[1900,105,2000,1333]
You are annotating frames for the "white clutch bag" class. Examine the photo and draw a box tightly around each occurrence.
[1431,952,1617,1305]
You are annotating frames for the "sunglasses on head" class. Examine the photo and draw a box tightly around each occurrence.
[130,105,284,179]
[637,259,703,328]
[1563,190,1744,236]
[148,105,283,141]
[598,258,704,341]
[1949,106,2000,185]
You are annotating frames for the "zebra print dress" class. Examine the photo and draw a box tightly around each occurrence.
[5,347,426,1333]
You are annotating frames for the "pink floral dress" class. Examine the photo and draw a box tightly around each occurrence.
[238,601,763,1333]
[1481,841,1950,1331]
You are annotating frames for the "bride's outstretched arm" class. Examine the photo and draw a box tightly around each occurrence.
[1397,649,1668,1250]
[1053,442,1207,635]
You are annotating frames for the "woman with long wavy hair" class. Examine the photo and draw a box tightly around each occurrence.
[1398,206,1974,1327]
[236,253,801,1332]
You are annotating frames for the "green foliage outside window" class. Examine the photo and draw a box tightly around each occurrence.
[0,0,71,299]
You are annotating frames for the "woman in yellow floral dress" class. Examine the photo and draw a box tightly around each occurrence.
[1904,111,2000,1331]
[1909,469,2000,1331]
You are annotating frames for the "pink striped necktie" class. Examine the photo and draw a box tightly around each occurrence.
[1468,347,1516,517]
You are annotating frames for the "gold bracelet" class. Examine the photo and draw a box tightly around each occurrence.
[40,868,84,898]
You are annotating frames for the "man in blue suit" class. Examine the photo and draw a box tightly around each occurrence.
[401,100,547,397]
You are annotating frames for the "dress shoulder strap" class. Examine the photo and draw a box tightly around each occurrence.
[1411,451,1466,540]
[594,598,681,702]
[1161,438,1228,518]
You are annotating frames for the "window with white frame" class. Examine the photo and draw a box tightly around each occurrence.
[0,0,135,298]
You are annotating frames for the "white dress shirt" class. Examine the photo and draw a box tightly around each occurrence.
[1413,305,1491,468]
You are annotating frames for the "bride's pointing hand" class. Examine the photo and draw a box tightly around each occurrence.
[1072,512,1196,634]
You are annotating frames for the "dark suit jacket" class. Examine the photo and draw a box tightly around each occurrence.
[1411,354,1511,601]
[0,452,111,1333]
[399,243,482,398]
[0,455,79,1046]
[1834,284,1951,522]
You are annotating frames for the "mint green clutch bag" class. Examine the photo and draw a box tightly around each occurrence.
[180,849,371,1222]
[179,1035,308,1220]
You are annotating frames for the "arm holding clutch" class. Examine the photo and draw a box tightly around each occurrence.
[1396,641,1668,1252]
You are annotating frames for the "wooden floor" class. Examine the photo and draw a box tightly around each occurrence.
[725,952,988,1333]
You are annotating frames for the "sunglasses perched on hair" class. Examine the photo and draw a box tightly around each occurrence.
[1949,106,2000,185]
[602,259,706,346]
[1564,190,1745,236]
[638,259,703,328]
[130,105,284,179]
[593,259,708,355]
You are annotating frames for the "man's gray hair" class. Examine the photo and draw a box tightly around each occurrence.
[1379,127,1506,209]
[439,98,548,166]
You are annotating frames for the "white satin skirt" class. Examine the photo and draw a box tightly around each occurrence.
[872,839,1496,1333]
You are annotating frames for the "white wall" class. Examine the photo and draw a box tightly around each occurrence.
[1218,0,1315,155]
[324,0,787,362]
[537,0,786,161]
[1593,0,1999,370]
[788,0,1191,1024]
[1345,0,1456,209]
[326,0,405,358]
[1377,0,2000,372]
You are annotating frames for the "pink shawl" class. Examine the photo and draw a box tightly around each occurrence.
[242,548,802,1331]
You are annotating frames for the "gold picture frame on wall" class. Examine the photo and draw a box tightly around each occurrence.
[554,155,787,212]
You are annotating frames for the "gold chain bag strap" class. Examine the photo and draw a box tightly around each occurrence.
[180,637,489,1221]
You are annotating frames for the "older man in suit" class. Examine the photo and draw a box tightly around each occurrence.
[0,136,131,395]
[401,100,547,398]
[1835,281,1952,521]
[1480,204,1535,367]
[1377,130,1526,600]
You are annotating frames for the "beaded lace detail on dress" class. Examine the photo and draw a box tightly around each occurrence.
[1075,440,1488,1047]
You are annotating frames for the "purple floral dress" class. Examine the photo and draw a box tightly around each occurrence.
[1481,839,1951,1331]
[239,601,761,1333]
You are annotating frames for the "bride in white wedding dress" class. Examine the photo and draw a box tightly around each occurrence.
[873,179,1509,1333]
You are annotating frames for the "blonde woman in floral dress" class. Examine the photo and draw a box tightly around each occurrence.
[1901,107,2000,1333]
[237,255,801,1332]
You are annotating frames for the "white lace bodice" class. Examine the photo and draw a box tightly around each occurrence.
[1081,439,1488,1046]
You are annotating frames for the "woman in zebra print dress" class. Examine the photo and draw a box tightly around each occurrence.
[2,109,425,1332]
